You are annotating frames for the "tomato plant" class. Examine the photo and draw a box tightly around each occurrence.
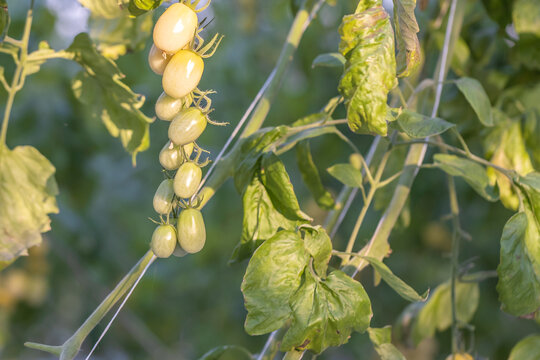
[0,0,539,359]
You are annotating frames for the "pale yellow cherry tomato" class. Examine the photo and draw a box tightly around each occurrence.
[162,50,204,99]
[159,141,194,170]
[155,92,185,121]
[148,44,171,75]
[153,3,198,54]
[173,162,202,199]
[168,108,207,146]
[177,208,206,254]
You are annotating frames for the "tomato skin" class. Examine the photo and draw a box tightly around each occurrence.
[168,108,207,146]
[153,3,198,54]
[162,50,204,99]
[148,44,171,75]
[155,92,185,121]
[445,354,474,360]
[153,179,175,215]
[151,225,177,258]
[172,245,187,257]
[159,141,194,170]
[174,162,202,199]
[177,208,206,253]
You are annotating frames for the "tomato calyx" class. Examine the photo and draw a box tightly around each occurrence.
[180,0,212,13]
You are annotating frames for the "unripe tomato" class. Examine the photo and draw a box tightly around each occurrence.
[155,92,185,121]
[168,108,207,146]
[174,162,202,199]
[159,141,194,170]
[177,208,206,253]
[153,3,198,54]
[151,224,177,258]
[445,353,474,360]
[162,50,204,99]
[148,44,171,75]
[153,179,175,215]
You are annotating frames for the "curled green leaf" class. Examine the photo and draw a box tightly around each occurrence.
[393,0,421,77]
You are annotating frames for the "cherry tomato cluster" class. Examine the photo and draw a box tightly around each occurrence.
[148,0,223,259]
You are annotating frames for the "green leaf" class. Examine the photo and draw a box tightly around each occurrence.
[241,231,309,335]
[302,226,332,278]
[0,146,59,263]
[433,154,499,202]
[128,0,164,16]
[0,0,9,40]
[496,210,540,316]
[338,4,397,136]
[234,126,289,192]
[455,77,493,127]
[327,163,363,188]
[393,110,455,138]
[79,0,126,19]
[199,345,253,360]
[360,256,428,302]
[412,280,479,345]
[368,327,406,360]
[392,0,421,77]
[509,334,540,360]
[88,12,153,59]
[67,33,154,162]
[281,270,372,354]
[260,153,312,222]
[296,141,335,210]
[232,168,302,263]
[484,110,534,210]
[312,53,345,68]
[512,0,540,37]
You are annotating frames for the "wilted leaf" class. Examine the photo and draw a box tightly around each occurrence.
[455,77,493,126]
[509,334,540,360]
[281,270,372,354]
[327,163,363,188]
[296,141,335,210]
[0,146,59,263]
[392,0,421,77]
[312,53,345,68]
[394,110,454,138]
[360,256,428,302]
[67,33,154,162]
[433,154,499,202]
[338,3,397,135]
[241,231,309,335]
[368,327,406,360]
[412,280,479,345]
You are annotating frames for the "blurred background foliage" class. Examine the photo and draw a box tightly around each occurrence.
[0,0,538,359]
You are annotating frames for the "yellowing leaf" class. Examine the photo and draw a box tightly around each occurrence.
[338,4,397,135]
[0,146,58,263]
[67,33,154,162]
